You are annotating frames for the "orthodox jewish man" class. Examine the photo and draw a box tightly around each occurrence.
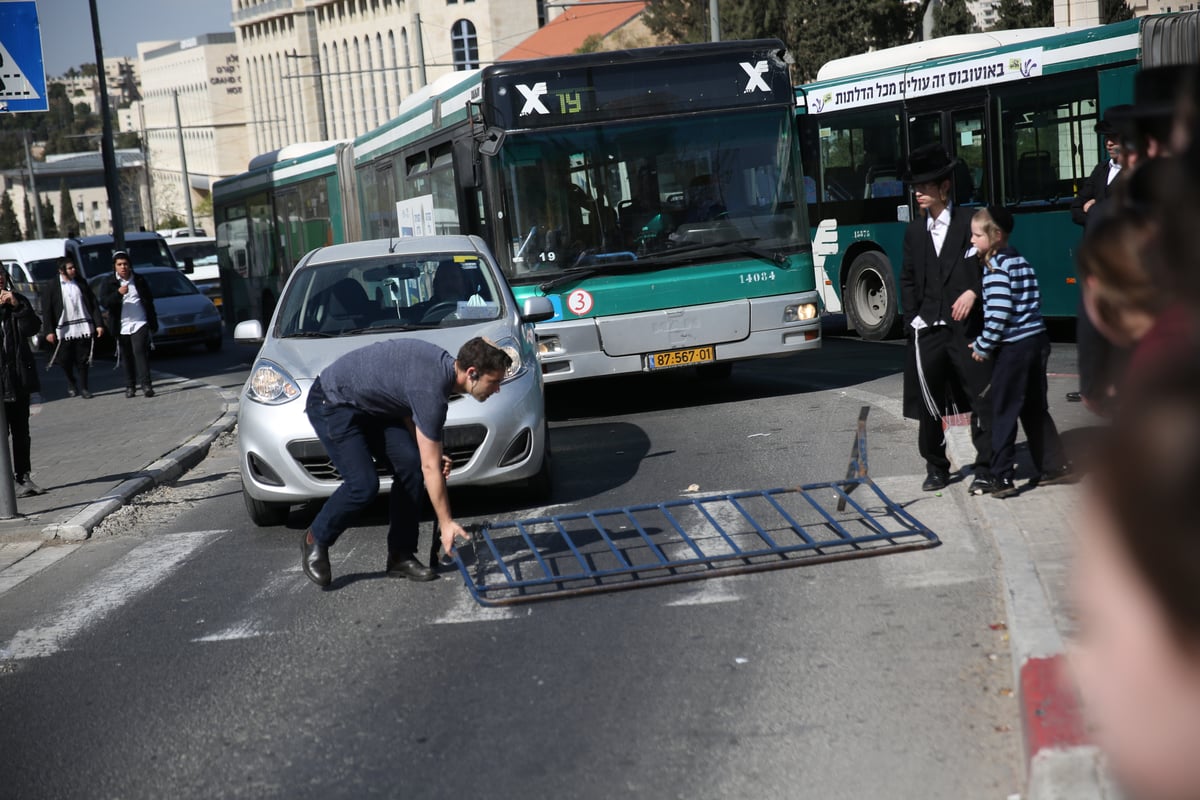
[899,143,993,493]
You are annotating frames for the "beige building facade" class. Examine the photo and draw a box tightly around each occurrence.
[231,0,542,154]
[1055,0,1197,26]
[137,34,252,233]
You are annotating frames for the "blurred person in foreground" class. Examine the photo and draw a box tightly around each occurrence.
[1072,359,1200,800]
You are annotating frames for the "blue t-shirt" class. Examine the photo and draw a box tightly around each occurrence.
[318,339,456,441]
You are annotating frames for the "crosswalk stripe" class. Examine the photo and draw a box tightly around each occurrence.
[0,530,224,661]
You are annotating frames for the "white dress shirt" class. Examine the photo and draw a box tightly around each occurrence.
[926,206,951,257]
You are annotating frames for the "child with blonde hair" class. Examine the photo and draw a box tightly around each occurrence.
[968,206,1073,497]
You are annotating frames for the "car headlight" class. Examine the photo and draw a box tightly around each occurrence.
[246,359,302,405]
[494,337,525,382]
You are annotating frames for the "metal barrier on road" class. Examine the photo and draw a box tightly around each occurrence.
[448,407,940,606]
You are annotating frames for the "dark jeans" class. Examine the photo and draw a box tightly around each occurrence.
[989,333,1067,480]
[5,393,30,477]
[305,380,423,553]
[117,326,152,390]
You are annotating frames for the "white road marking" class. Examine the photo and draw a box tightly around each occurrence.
[0,530,223,661]
[0,544,81,597]
[190,571,294,643]
[429,586,516,624]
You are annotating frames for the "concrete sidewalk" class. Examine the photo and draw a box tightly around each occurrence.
[945,371,1123,800]
[0,352,237,545]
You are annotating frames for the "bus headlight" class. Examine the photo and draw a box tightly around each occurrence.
[784,303,819,322]
[246,360,301,405]
[538,334,563,355]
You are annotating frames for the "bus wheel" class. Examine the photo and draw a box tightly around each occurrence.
[844,251,899,341]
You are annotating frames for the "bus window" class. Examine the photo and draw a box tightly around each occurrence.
[809,106,905,225]
[950,108,987,206]
[996,76,1095,207]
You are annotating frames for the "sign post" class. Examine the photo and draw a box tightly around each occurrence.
[0,0,47,114]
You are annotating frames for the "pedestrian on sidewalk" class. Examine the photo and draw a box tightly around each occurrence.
[97,251,158,399]
[899,142,993,494]
[41,255,104,399]
[1072,360,1200,800]
[300,337,511,589]
[0,269,45,497]
[967,206,1072,498]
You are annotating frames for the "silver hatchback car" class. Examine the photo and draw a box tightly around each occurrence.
[234,235,555,526]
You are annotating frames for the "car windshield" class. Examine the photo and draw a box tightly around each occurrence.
[26,258,61,282]
[143,270,202,298]
[274,253,503,338]
[169,241,218,267]
[76,240,177,278]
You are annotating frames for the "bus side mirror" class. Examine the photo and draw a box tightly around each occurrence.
[478,127,505,158]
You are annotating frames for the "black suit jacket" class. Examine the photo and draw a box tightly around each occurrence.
[39,276,104,339]
[1070,160,1117,227]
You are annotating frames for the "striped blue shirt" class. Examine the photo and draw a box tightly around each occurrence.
[971,246,1046,357]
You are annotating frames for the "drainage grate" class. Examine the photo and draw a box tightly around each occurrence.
[445,407,940,606]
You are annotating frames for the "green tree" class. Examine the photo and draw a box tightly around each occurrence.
[1101,0,1134,24]
[21,194,33,237]
[992,0,1053,30]
[0,192,22,242]
[158,212,186,229]
[935,0,979,36]
[39,195,58,238]
[58,181,79,237]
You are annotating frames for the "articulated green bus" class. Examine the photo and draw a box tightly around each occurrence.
[216,40,821,382]
[796,11,1199,340]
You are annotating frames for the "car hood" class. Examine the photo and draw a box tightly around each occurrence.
[258,321,519,381]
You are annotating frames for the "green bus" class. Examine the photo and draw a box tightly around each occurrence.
[796,11,1199,340]
[215,39,821,382]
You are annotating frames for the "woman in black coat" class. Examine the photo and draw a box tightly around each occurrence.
[0,268,44,496]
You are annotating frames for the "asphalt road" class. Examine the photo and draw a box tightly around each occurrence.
[0,329,1082,799]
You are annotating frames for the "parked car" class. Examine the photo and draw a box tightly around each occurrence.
[0,239,68,325]
[233,235,555,526]
[165,235,222,308]
[88,266,223,353]
[67,233,177,280]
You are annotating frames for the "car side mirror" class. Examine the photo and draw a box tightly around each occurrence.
[520,296,555,324]
[233,319,264,343]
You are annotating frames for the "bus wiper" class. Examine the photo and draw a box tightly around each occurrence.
[640,237,791,269]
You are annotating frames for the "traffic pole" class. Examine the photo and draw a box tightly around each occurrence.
[0,396,16,519]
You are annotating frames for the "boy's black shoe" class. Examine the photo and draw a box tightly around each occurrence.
[922,470,949,491]
[969,475,998,496]
[991,476,1019,499]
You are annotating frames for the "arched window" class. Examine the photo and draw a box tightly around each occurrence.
[450,19,478,70]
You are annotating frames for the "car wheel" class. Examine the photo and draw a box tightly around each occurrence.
[844,251,900,341]
[243,488,289,527]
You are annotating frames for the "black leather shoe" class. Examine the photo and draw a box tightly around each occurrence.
[922,471,949,491]
[385,553,437,582]
[301,530,331,587]
[1066,391,1082,402]
[1040,464,1077,486]
[125,388,136,398]
[143,387,155,398]
[80,389,93,399]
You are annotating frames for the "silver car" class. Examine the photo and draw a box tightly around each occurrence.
[234,235,555,527]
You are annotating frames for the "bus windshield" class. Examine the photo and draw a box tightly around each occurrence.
[493,107,806,280]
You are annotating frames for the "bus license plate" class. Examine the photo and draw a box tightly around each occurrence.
[646,345,715,370]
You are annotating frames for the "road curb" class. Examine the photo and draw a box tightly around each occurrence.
[943,424,1107,799]
[43,379,239,542]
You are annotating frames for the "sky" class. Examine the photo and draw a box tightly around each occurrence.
[37,0,233,77]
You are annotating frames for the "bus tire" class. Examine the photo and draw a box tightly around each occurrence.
[844,251,899,341]
[244,488,289,527]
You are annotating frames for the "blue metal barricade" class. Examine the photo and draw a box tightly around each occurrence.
[446,407,940,606]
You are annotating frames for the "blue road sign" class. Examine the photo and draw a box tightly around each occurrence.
[0,0,46,112]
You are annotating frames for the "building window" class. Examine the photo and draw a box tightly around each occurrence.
[450,19,478,70]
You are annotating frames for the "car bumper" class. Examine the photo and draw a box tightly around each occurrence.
[238,372,546,504]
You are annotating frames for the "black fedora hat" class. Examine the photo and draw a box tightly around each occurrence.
[1096,104,1135,136]
[902,143,959,184]
[1109,64,1196,129]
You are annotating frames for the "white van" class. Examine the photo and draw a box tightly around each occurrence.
[0,239,68,319]
[164,235,221,307]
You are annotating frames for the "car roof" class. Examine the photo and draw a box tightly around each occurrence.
[74,232,166,245]
[302,235,487,266]
[166,236,216,247]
